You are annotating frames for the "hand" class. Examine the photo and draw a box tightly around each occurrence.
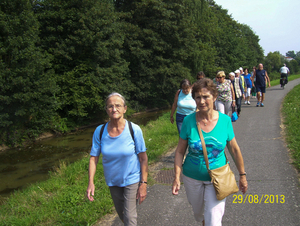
[170,116,174,124]
[172,178,181,195]
[239,176,248,194]
[268,83,271,88]
[87,183,95,201]
[136,183,147,204]
[232,102,236,108]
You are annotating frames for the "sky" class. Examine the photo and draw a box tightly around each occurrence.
[215,0,300,56]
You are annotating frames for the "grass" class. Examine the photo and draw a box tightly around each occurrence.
[282,83,300,170]
[0,112,179,226]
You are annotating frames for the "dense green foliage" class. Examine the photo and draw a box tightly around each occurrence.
[1,0,265,146]
[0,111,179,225]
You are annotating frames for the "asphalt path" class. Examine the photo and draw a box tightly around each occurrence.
[104,78,300,226]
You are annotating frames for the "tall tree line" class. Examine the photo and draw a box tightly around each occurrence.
[0,0,264,146]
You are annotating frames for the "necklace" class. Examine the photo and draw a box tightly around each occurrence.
[196,119,208,126]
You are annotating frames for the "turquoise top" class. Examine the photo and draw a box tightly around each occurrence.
[176,90,197,115]
[180,112,235,181]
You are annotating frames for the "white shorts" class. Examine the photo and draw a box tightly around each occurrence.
[183,175,226,225]
[245,88,251,97]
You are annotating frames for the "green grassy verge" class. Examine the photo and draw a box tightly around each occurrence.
[270,74,300,87]
[282,84,300,170]
[0,112,178,226]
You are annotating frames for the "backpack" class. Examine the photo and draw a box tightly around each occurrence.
[99,121,135,143]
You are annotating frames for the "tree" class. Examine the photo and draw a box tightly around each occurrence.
[115,0,197,107]
[35,0,133,123]
[286,50,296,58]
[0,0,58,146]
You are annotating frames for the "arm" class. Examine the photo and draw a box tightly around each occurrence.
[170,90,180,124]
[86,156,99,201]
[172,138,188,195]
[230,83,236,107]
[226,138,248,194]
[136,152,148,204]
[265,72,271,87]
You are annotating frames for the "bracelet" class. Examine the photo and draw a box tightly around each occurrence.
[140,181,147,184]
[232,100,236,102]
[239,172,247,176]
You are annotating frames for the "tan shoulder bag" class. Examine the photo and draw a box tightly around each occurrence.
[197,123,239,200]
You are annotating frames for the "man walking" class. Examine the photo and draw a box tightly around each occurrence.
[279,63,290,86]
[231,70,244,116]
[252,64,271,107]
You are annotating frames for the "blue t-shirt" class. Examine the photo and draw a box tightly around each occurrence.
[244,73,252,88]
[180,112,235,181]
[90,120,146,187]
[177,90,197,116]
[255,69,266,87]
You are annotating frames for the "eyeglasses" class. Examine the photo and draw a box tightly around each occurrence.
[106,104,124,110]
[216,77,223,79]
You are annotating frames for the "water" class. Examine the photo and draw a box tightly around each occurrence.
[0,108,169,197]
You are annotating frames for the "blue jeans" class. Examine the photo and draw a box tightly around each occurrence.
[176,113,186,135]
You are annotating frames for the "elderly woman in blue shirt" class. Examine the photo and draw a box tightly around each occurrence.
[87,92,148,226]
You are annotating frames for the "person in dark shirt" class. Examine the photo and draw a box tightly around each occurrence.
[252,64,271,107]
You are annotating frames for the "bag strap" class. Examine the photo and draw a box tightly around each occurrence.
[99,121,134,142]
[196,118,229,171]
[127,121,135,141]
[196,122,210,170]
[99,122,108,140]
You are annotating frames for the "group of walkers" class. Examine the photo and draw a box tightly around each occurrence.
[214,64,271,118]
[85,62,287,226]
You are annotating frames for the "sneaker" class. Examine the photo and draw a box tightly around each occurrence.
[244,101,247,105]
[256,102,260,107]
[247,101,251,105]
[260,103,264,107]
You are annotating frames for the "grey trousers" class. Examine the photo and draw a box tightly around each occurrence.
[109,182,139,226]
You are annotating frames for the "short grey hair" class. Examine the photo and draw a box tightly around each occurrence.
[106,92,126,106]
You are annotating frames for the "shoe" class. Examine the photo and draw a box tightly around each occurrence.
[260,103,264,107]
[256,102,260,107]
[244,101,247,105]
[247,101,251,105]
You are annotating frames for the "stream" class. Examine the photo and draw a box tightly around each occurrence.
[0,109,169,197]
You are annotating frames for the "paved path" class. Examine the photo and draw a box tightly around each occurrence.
[102,79,300,226]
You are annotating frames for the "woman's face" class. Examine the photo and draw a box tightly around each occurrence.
[194,88,216,113]
[244,69,248,74]
[182,85,191,95]
[106,96,127,120]
[216,75,225,83]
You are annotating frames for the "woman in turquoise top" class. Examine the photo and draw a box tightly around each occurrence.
[172,78,248,226]
[170,79,197,134]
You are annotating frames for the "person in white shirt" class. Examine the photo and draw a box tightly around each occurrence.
[279,63,290,85]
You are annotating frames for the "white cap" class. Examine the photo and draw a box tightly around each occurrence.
[239,67,243,71]
[229,72,235,76]
[235,69,240,74]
